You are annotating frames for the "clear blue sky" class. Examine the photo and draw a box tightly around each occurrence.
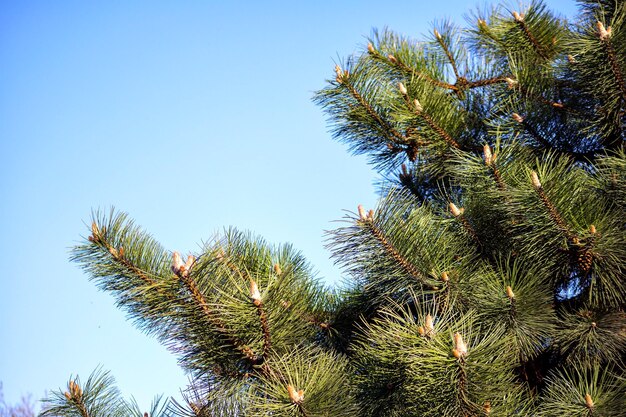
[0,0,578,410]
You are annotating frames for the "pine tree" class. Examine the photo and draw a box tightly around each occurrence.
[41,1,625,416]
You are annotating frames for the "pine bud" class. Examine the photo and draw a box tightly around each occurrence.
[172,251,185,275]
[274,263,282,275]
[512,112,524,123]
[185,255,195,271]
[358,205,368,221]
[484,401,492,414]
[449,202,464,217]
[505,77,518,89]
[453,333,468,357]
[483,144,493,165]
[597,21,611,40]
[398,82,408,96]
[418,326,425,336]
[513,11,524,22]
[64,392,71,401]
[250,280,262,306]
[591,322,597,328]
[506,285,515,299]
[434,28,442,40]
[413,98,423,112]
[367,42,375,53]
[425,314,434,334]
[589,224,596,234]
[118,247,124,257]
[387,54,397,64]
[478,19,488,30]
[530,170,542,189]
[287,385,304,404]
[567,55,577,64]
[585,393,594,409]
[108,246,118,257]
[91,222,99,239]
[441,271,449,282]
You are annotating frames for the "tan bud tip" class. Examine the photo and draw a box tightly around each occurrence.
[530,171,542,189]
[585,393,594,409]
[425,314,434,334]
[274,263,282,275]
[387,54,397,64]
[483,144,493,165]
[64,391,71,401]
[591,322,597,328]
[449,202,463,217]
[250,280,261,304]
[358,204,368,221]
[367,42,375,53]
[434,28,442,40]
[567,55,577,64]
[398,82,408,96]
[91,222,99,236]
[287,385,304,404]
[513,11,524,22]
[589,224,596,234]
[441,271,449,282]
[172,251,184,273]
[367,209,374,220]
[484,401,492,414]
[108,246,118,257]
[505,77,518,89]
[118,247,124,257]
[413,98,423,112]
[597,21,611,40]
[418,326,425,336]
[452,348,461,358]
[185,255,195,271]
[506,285,515,299]
[334,64,342,77]
[478,19,487,29]
[512,112,524,123]
[454,333,467,357]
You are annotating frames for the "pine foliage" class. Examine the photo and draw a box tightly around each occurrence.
[42,1,625,416]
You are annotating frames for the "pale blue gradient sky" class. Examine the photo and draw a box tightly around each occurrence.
[0,0,577,410]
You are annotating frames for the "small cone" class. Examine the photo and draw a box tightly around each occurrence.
[597,21,611,40]
[483,144,493,165]
[449,202,463,217]
[505,77,518,89]
[425,314,434,334]
[413,98,423,112]
[287,385,304,404]
[453,333,467,357]
[398,82,408,96]
[358,205,368,221]
[250,280,262,306]
[512,113,524,123]
[506,286,515,299]
[172,251,185,274]
[530,171,542,189]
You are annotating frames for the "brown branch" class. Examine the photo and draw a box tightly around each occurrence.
[466,76,509,88]
[418,110,461,149]
[254,300,272,358]
[515,18,549,60]
[435,30,460,79]
[362,219,438,290]
[385,53,458,91]
[531,177,576,242]
[177,270,260,363]
[602,38,626,103]
[342,81,408,145]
